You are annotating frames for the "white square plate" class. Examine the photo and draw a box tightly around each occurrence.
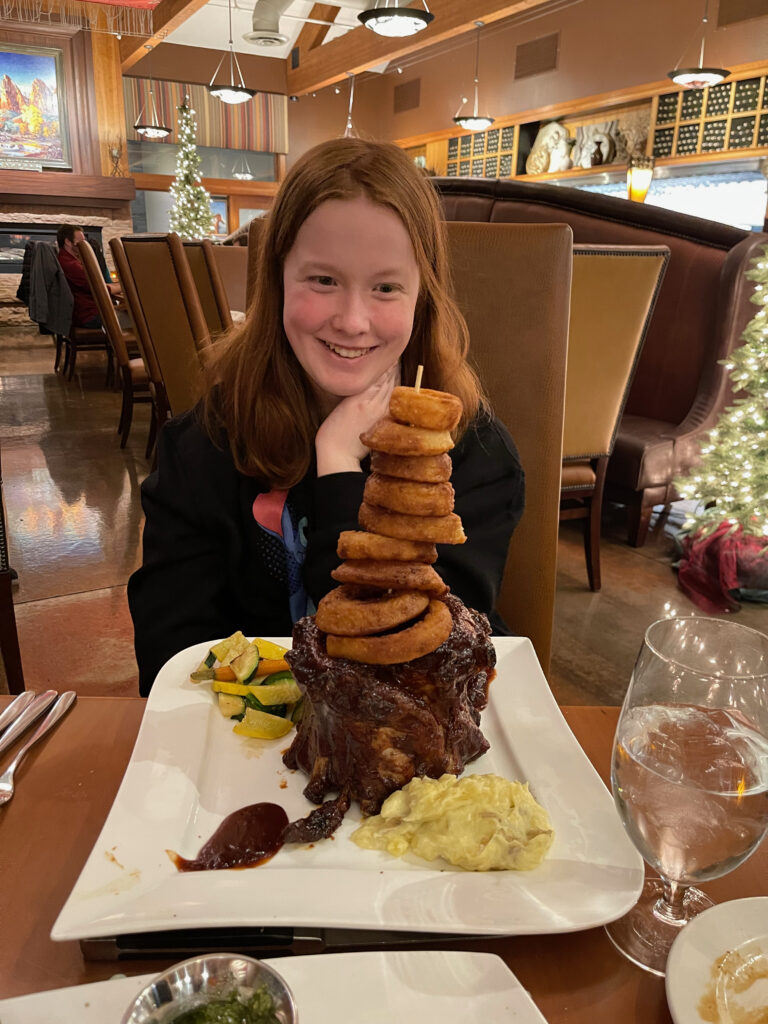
[0,951,547,1023]
[52,637,643,941]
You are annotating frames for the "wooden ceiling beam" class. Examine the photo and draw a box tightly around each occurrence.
[286,0,554,95]
[119,0,212,71]
[295,3,340,54]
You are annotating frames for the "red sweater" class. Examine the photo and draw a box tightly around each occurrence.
[57,248,99,326]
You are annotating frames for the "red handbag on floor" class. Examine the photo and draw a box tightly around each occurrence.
[677,522,768,614]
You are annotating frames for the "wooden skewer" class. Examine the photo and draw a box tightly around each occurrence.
[414,364,423,393]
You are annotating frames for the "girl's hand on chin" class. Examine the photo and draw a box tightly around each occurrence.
[315,363,400,477]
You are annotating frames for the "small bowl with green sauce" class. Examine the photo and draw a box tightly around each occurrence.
[119,953,298,1024]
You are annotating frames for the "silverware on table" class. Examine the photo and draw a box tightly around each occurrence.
[0,690,58,761]
[0,691,77,806]
[0,691,37,734]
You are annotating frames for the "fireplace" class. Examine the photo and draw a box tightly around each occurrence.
[0,223,105,275]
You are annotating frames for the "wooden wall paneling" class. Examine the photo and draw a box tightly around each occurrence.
[68,30,101,175]
[91,32,130,178]
[119,0,212,70]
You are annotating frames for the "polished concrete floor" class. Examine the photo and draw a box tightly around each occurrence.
[2,324,766,704]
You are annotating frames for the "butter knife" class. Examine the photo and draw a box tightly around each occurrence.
[0,690,57,761]
[0,691,37,735]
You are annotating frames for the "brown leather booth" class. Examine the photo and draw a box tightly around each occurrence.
[436,178,768,546]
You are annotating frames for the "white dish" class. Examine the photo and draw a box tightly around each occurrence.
[666,896,768,1024]
[0,950,548,1023]
[52,636,643,941]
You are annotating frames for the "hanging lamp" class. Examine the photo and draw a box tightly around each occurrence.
[667,0,730,89]
[208,0,256,104]
[232,155,254,180]
[134,44,171,139]
[358,0,433,38]
[453,23,494,132]
[343,74,358,139]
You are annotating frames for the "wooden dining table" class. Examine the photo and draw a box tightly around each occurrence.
[0,695,765,1021]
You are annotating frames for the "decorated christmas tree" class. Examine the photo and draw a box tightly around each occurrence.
[675,244,768,611]
[169,99,213,240]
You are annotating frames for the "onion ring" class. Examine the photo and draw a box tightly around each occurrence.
[390,386,462,432]
[359,501,466,545]
[360,417,453,457]
[315,586,429,636]
[370,452,452,483]
[332,559,448,596]
[326,599,453,664]
[337,530,437,564]
[364,474,454,517]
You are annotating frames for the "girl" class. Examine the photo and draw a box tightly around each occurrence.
[128,138,524,695]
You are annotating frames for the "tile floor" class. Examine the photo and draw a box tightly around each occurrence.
[2,324,766,704]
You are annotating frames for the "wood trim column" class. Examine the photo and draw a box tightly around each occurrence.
[91,32,130,178]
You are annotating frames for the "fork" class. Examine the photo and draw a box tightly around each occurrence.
[0,691,77,805]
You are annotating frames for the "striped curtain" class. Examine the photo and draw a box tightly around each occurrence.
[123,78,288,154]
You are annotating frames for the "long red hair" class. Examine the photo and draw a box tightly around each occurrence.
[203,137,484,489]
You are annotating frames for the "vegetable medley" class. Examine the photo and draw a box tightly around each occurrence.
[190,632,302,739]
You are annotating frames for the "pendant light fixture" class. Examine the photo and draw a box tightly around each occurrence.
[453,23,494,132]
[208,0,256,104]
[232,154,254,180]
[358,0,433,38]
[667,0,730,90]
[134,44,171,139]
[343,74,358,139]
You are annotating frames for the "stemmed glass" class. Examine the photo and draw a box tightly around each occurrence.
[605,616,768,976]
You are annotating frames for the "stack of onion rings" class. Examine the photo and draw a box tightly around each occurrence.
[315,384,465,664]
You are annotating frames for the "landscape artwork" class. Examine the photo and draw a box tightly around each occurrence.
[0,45,70,168]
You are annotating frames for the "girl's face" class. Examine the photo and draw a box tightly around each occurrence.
[282,195,420,406]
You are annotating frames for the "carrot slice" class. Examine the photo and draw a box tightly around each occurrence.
[254,658,290,677]
[214,665,237,681]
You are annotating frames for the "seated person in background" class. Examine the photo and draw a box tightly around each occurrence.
[56,224,121,329]
[128,137,525,695]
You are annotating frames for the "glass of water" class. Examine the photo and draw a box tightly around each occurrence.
[605,616,768,976]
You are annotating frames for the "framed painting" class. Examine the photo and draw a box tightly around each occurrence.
[209,197,229,238]
[0,44,71,169]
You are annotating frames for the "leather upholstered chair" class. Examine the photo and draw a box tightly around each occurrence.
[211,243,248,315]
[0,443,24,695]
[561,245,670,591]
[445,222,573,677]
[182,239,234,335]
[112,234,211,418]
[110,236,170,458]
[77,238,155,450]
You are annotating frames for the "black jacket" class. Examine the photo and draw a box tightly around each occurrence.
[128,408,525,695]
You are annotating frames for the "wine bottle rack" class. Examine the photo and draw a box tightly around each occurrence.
[651,72,767,158]
[446,124,518,179]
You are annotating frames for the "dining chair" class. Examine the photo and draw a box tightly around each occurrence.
[109,236,170,459]
[445,221,573,677]
[113,233,211,418]
[245,217,266,312]
[77,238,155,450]
[561,245,669,591]
[0,444,24,695]
[211,243,248,315]
[182,239,233,335]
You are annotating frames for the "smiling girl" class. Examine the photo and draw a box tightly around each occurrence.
[128,138,524,695]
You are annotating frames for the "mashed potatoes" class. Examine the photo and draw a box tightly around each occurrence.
[350,773,554,871]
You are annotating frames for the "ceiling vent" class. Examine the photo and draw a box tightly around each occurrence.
[514,32,559,79]
[243,0,291,47]
[717,0,767,25]
[394,78,420,113]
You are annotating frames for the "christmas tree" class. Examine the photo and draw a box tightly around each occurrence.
[169,99,213,240]
[676,244,768,540]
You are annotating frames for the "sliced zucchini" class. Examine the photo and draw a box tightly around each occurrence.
[218,693,245,718]
[255,679,301,705]
[290,697,305,723]
[204,650,217,668]
[233,706,294,739]
[261,670,294,686]
[230,643,260,682]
